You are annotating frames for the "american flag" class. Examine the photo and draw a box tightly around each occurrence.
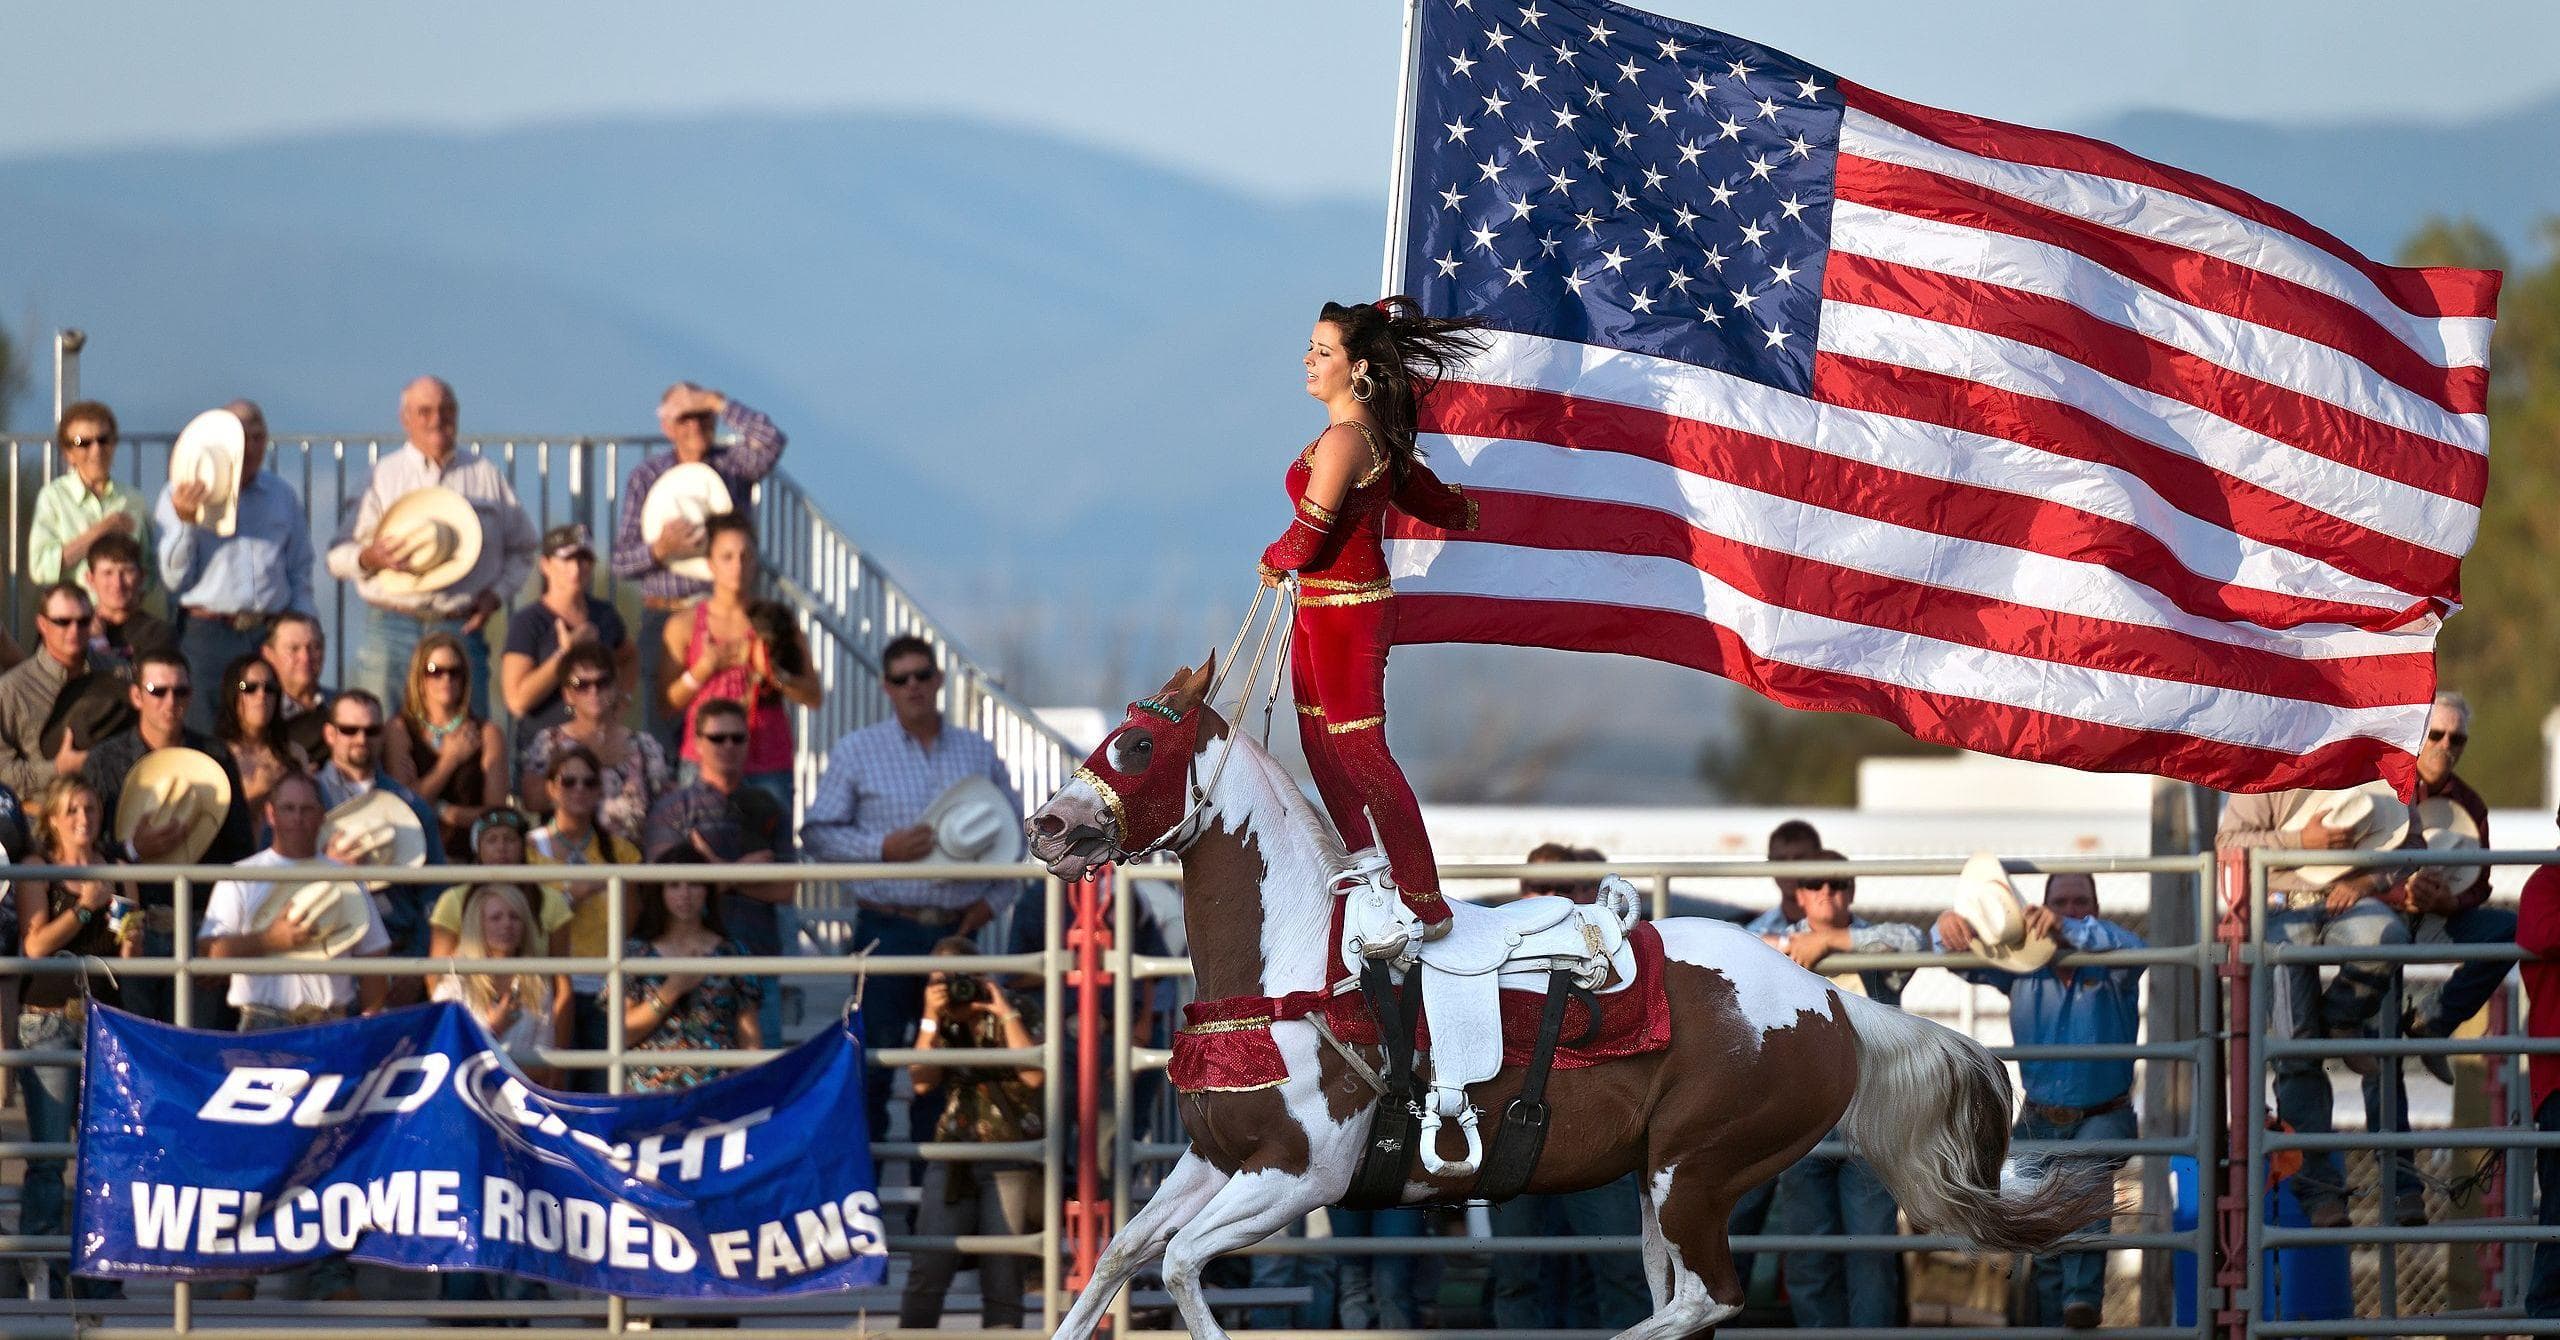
[1385,0,2500,797]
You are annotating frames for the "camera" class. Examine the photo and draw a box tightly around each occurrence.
[946,976,983,1006]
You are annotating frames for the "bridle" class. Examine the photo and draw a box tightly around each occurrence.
[1074,579,1298,864]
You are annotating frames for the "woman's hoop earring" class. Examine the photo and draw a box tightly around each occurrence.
[1352,370,1376,402]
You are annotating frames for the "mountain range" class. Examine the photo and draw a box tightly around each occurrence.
[3,94,2551,800]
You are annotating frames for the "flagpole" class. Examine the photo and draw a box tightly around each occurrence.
[1378,0,1424,297]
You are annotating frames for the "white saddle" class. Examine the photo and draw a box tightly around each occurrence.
[1337,875,1641,1178]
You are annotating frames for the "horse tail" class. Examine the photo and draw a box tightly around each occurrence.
[1832,990,2118,1254]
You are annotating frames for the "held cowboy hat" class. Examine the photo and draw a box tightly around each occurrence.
[368,486,484,595]
[170,408,246,538]
[1949,852,2059,975]
[2415,797,2485,898]
[639,462,735,584]
[921,776,1025,866]
[38,671,136,758]
[319,790,431,874]
[2286,782,2414,888]
[247,879,376,960]
[115,747,234,866]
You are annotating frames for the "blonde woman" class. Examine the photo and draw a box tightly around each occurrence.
[432,884,563,1085]
[385,631,504,859]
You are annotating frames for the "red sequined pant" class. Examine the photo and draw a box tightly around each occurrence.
[1288,594,1447,922]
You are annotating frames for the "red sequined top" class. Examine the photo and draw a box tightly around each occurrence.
[1259,426,1478,589]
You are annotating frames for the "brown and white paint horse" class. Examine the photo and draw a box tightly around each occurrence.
[1028,661,2111,1340]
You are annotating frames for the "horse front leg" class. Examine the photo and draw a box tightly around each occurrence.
[1159,1168,1336,1340]
[1054,1150,1230,1340]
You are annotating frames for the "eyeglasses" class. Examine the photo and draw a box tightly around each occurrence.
[237,680,278,696]
[699,730,749,746]
[141,683,192,701]
[567,677,612,693]
[38,613,92,628]
[2428,728,2470,747]
[554,774,601,790]
[63,434,116,450]
[422,663,465,679]
[885,669,939,687]
[1801,879,1854,894]
[330,721,383,737]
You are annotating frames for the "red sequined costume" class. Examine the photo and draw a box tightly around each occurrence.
[1259,423,1477,925]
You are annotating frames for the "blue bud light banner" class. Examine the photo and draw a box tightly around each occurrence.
[73,1002,887,1298]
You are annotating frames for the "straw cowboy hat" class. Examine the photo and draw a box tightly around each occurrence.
[319,790,431,873]
[2415,796,2485,897]
[921,776,1025,865]
[639,462,735,583]
[368,486,484,595]
[115,747,234,866]
[1949,852,2058,974]
[170,408,246,538]
[248,879,376,960]
[39,671,136,758]
[2286,783,2414,888]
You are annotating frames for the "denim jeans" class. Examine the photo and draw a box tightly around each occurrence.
[2413,903,2523,1036]
[1330,1207,1425,1329]
[2012,1103,2135,1320]
[2269,897,2409,1210]
[852,908,950,1149]
[899,1163,1036,1329]
[353,609,490,721]
[15,1010,122,1299]
[1489,1176,1651,1329]
[1773,1146,1902,1329]
[2531,1092,2560,1319]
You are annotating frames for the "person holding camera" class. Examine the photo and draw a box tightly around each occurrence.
[900,936,1043,1331]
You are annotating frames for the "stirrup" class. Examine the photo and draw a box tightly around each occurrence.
[1418,1090,1483,1177]
[1337,849,1421,967]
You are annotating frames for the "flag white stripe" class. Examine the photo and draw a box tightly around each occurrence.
[1458,328,2457,593]
[1386,539,2424,754]
[1815,304,2479,554]
[1829,201,2487,452]
[1425,432,2425,660]
[1838,109,2494,369]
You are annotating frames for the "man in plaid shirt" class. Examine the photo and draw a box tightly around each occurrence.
[610,382,787,745]
[802,634,1020,1138]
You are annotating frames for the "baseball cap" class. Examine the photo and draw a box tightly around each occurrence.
[542,523,594,560]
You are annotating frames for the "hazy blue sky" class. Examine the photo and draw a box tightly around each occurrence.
[13,1,2558,197]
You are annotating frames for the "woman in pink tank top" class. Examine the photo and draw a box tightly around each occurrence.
[661,513,823,799]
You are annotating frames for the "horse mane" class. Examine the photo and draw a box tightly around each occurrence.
[1191,702,1347,996]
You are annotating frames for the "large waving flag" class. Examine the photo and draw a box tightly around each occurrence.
[1385,0,2499,797]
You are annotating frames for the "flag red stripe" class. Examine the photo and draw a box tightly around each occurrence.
[1388,491,2434,708]
[1833,154,2491,414]
[1822,252,2489,503]
[1423,376,2430,628]
[1391,592,2418,797]
[1839,82,2502,321]
[1809,352,2461,604]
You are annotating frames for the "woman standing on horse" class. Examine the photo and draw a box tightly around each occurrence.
[1258,297,1485,953]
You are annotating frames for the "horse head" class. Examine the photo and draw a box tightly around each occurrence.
[1027,655,1229,883]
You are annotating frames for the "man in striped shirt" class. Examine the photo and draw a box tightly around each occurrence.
[802,635,1020,1140]
[609,383,787,746]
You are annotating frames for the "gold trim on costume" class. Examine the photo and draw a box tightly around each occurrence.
[1299,575,1390,592]
[1180,1078,1289,1094]
[1462,495,1480,530]
[1325,715,1385,735]
[1073,766,1128,834]
[1179,1015,1275,1036]
[1296,703,1325,718]
[1404,888,1444,902]
[1300,586,1396,608]
[1296,496,1337,525]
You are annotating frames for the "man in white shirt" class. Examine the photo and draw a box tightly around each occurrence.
[324,376,539,718]
[199,771,390,1030]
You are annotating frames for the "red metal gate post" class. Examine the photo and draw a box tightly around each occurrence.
[1063,869,1115,1293]
[2213,846,2254,1340]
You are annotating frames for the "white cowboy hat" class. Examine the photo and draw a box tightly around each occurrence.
[639,462,735,583]
[2415,796,2484,897]
[319,790,431,873]
[1950,852,2058,975]
[248,879,375,960]
[2287,783,2414,887]
[921,776,1025,865]
[170,409,246,538]
[115,748,234,866]
[368,486,484,595]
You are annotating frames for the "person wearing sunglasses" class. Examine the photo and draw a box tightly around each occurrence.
[385,633,505,860]
[213,652,300,831]
[0,584,107,794]
[611,381,789,749]
[312,688,447,957]
[502,523,636,751]
[661,511,821,808]
[642,697,798,1049]
[521,641,672,848]
[29,400,154,604]
[528,744,641,1089]
[1757,850,1925,1333]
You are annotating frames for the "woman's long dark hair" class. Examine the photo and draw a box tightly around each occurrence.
[1318,295,1491,484]
[215,652,289,752]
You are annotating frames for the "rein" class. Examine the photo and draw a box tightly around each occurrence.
[1114,580,1297,862]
